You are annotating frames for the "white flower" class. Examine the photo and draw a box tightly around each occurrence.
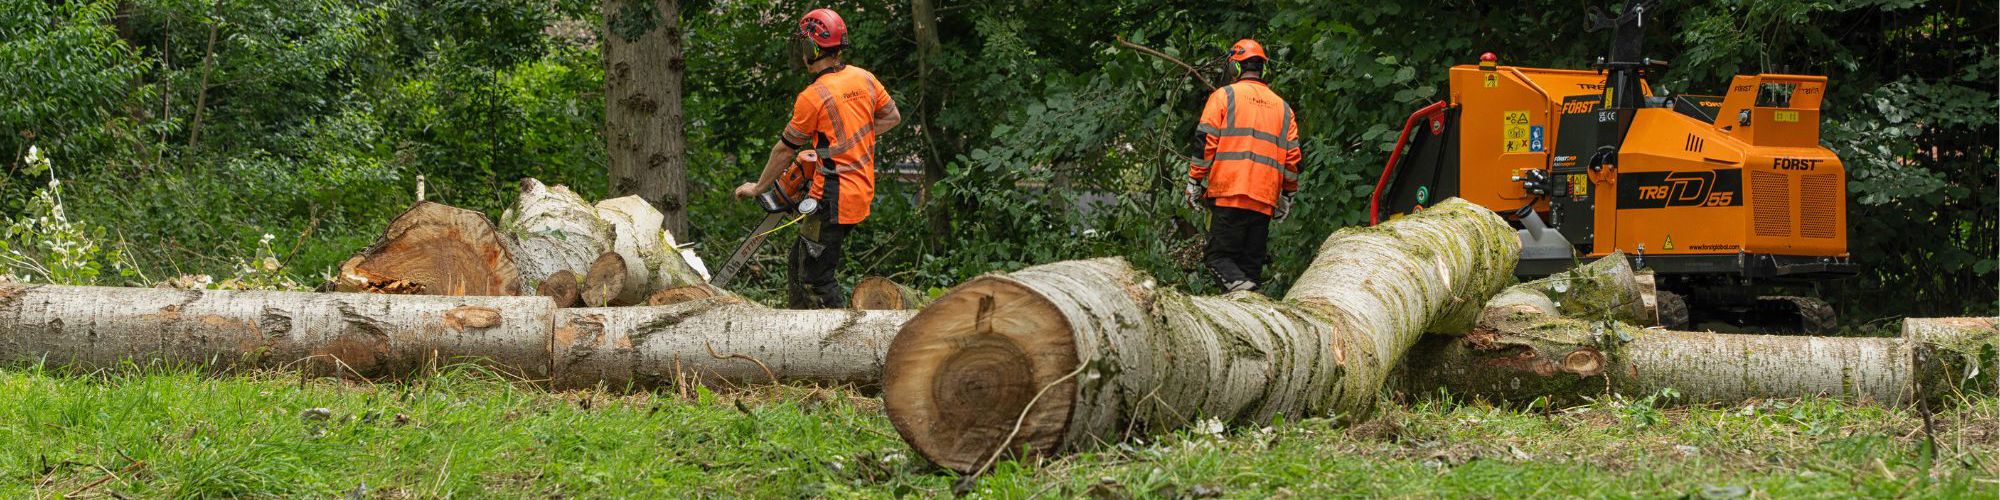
[260,233,276,244]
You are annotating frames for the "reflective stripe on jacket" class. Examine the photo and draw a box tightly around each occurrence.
[782,65,895,224]
[1190,79,1301,216]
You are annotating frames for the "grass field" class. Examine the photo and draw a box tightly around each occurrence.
[2,365,1993,498]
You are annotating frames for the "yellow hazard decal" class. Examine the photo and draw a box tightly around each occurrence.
[1483,74,1498,88]
[1503,111,1531,153]
[1569,174,1589,197]
[1774,110,1799,123]
[1663,234,1675,250]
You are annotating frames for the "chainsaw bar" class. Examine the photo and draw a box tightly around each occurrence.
[710,213,788,288]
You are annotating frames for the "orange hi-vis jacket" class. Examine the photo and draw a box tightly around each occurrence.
[782,64,896,225]
[1190,78,1301,216]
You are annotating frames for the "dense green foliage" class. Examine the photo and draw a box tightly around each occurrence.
[1,0,1991,318]
[1,366,1992,496]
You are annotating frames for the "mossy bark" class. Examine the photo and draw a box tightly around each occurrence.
[883,198,1520,472]
[1398,259,1996,406]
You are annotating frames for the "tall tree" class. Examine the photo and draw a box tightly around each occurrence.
[602,0,689,238]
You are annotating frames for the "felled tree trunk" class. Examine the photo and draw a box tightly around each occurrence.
[851,277,931,310]
[0,283,551,380]
[882,198,1520,473]
[504,178,613,289]
[550,299,916,389]
[334,202,522,296]
[1397,258,1998,406]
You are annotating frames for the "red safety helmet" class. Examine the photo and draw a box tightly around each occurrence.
[1228,39,1267,62]
[799,9,847,49]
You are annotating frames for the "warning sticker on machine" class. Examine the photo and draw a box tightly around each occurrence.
[1503,111,1531,153]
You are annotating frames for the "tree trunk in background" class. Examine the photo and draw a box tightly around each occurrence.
[551,300,917,389]
[334,202,522,296]
[851,276,930,310]
[1395,257,1999,406]
[909,0,953,242]
[603,0,689,239]
[0,284,552,380]
[882,198,1521,473]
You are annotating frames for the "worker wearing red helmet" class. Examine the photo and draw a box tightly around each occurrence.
[1186,38,1302,292]
[734,8,900,308]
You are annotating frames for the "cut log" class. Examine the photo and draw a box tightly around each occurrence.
[536,270,581,308]
[646,284,734,306]
[851,277,931,310]
[551,299,917,389]
[595,195,707,305]
[334,202,522,296]
[581,252,628,308]
[1396,258,1999,406]
[0,283,552,379]
[502,179,612,288]
[882,198,1520,473]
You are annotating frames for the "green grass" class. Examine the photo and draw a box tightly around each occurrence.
[2,365,1993,498]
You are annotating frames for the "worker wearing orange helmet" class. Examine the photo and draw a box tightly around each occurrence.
[733,8,900,308]
[1186,38,1302,292]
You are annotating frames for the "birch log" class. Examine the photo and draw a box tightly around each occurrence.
[596,195,707,305]
[550,299,916,389]
[503,178,613,288]
[882,198,1520,473]
[0,283,552,379]
[334,202,522,296]
[1396,258,1999,406]
[851,277,932,310]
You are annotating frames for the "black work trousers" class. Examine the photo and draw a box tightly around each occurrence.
[788,174,852,309]
[1203,205,1271,287]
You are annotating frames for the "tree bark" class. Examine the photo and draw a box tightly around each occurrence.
[550,299,916,390]
[603,0,689,239]
[0,284,552,380]
[334,202,522,296]
[1396,258,1999,406]
[851,276,931,310]
[882,198,1521,473]
[909,0,953,241]
[503,179,613,289]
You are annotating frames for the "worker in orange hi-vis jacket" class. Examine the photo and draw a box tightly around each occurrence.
[733,8,900,309]
[1185,38,1302,293]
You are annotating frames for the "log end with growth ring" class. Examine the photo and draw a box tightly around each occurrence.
[581,252,627,307]
[334,201,522,296]
[851,276,928,310]
[883,276,1081,473]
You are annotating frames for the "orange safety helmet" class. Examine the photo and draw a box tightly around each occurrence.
[798,9,848,49]
[1228,39,1267,62]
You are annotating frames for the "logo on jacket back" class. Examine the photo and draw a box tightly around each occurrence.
[1616,169,1744,209]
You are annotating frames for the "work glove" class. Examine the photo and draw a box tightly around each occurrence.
[1184,180,1205,209]
[1274,194,1295,221]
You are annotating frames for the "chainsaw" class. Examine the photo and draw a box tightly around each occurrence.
[710,149,823,288]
